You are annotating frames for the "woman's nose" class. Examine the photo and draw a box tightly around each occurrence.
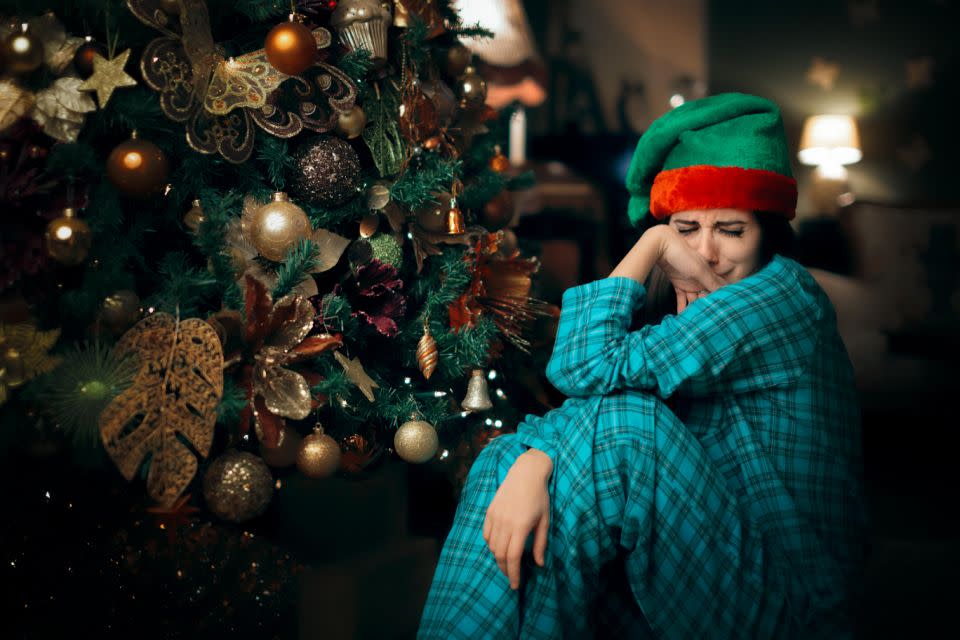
[696,234,720,264]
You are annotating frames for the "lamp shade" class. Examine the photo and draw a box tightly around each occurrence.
[798,115,862,166]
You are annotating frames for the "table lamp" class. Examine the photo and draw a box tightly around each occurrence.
[798,114,862,212]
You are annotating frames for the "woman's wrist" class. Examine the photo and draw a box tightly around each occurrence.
[520,448,554,480]
[609,226,663,283]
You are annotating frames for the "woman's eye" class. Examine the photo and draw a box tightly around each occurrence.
[677,228,696,235]
[720,229,744,237]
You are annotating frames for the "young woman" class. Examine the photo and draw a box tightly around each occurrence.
[418,94,869,639]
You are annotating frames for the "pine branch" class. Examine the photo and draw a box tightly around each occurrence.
[272,238,318,299]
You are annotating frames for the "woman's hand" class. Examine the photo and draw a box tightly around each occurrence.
[482,449,553,590]
[652,226,727,313]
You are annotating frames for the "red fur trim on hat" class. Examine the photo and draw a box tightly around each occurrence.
[650,165,797,220]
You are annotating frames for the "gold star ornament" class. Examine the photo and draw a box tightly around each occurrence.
[333,350,379,402]
[79,49,137,108]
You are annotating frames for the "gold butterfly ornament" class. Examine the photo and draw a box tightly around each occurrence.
[126,0,359,163]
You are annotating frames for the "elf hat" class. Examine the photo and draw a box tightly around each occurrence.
[625,92,797,226]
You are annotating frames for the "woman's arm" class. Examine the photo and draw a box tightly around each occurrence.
[545,238,822,399]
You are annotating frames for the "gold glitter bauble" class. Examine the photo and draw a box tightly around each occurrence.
[3,26,44,74]
[394,419,438,464]
[202,450,274,523]
[415,192,452,232]
[296,426,341,479]
[334,105,368,139]
[100,290,141,332]
[183,199,205,233]
[248,192,312,262]
[45,208,91,265]
[456,66,487,108]
[368,232,402,268]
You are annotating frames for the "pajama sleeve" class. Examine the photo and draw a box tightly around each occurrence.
[544,255,823,399]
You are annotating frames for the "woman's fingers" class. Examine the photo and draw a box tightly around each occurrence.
[506,533,526,590]
[532,513,549,567]
[490,523,508,577]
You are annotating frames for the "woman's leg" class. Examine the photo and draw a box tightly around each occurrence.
[417,433,570,639]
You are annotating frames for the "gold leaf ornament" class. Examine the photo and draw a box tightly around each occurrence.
[0,323,62,406]
[99,313,224,507]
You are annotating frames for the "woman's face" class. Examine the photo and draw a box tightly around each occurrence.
[668,208,762,284]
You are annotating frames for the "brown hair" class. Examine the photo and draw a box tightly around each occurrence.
[635,212,796,327]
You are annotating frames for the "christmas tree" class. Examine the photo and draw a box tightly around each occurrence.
[1,1,552,633]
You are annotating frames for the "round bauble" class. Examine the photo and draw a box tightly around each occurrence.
[289,136,362,207]
[202,450,274,523]
[444,43,471,78]
[296,427,341,478]
[334,105,368,139]
[456,66,487,108]
[106,134,169,198]
[489,147,509,173]
[73,38,106,78]
[415,192,453,233]
[264,20,317,76]
[394,419,439,464]
[3,26,44,74]
[100,290,141,332]
[45,208,91,265]
[368,232,402,268]
[480,191,514,232]
[248,192,312,262]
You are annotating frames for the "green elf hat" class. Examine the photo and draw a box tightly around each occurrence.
[625,92,797,226]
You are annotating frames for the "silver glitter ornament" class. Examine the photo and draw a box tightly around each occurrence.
[202,450,274,523]
[290,136,363,208]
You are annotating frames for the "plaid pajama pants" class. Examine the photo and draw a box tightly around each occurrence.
[417,389,802,639]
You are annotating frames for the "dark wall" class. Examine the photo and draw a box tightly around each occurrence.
[709,0,959,206]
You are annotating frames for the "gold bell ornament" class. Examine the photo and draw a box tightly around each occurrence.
[460,368,493,412]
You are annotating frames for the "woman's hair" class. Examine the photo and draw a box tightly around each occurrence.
[635,211,796,327]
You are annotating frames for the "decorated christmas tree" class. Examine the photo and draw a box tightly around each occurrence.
[2,0,548,596]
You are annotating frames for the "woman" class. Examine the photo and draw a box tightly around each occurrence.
[418,93,869,639]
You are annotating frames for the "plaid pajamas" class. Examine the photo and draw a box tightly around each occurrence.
[418,256,869,639]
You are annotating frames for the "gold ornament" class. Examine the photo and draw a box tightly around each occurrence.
[331,0,393,66]
[105,132,170,198]
[264,17,318,76]
[2,24,44,74]
[202,450,274,522]
[335,104,368,139]
[100,290,142,332]
[296,424,342,478]
[456,66,487,108]
[0,80,36,133]
[128,0,358,164]
[183,199,206,233]
[260,428,302,468]
[394,418,438,463]
[461,368,493,412]
[249,192,312,262]
[489,145,509,173]
[446,198,465,234]
[45,207,92,265]
[444,43,471,78]
[415,191,452,233]
[0,323,61,406]
[333,350,379,402]
[392,0,411,27]
[77,49,137,108]
[416,323,438,380]
[99,312,224,507]
[30,77,97,143]
[359,212,380,238]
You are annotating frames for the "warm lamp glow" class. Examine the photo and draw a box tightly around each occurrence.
[798,115,862,166]
[454,0,537,67]
[123,152,143,170]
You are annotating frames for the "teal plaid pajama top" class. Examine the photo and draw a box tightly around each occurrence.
[419,255,870,639]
